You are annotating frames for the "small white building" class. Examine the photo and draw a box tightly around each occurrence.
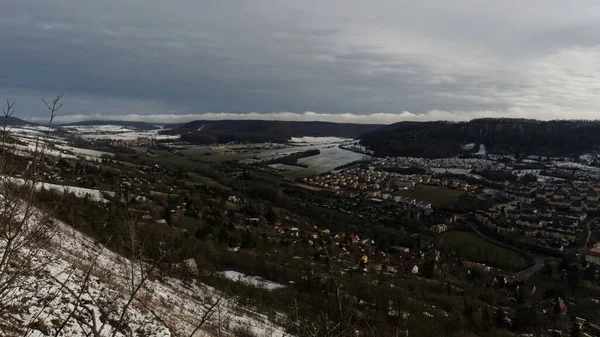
[430,224,448,233]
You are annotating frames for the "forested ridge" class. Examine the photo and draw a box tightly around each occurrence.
[360,118,600,157]
[162,120,384,144]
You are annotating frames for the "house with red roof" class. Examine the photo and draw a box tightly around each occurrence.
[585,242,600,266]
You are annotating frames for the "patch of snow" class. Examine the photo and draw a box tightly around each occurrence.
[512,169,542,177]
[553,161,600,172]
[461,143,475,151]
[220,271,285,291]
[297,146,371,174]
[289,137,352,144]
[476,144,487,155]
[54,144,114,158]
[81,130,180,141]
[62,125,134,133]
[2,177,113,203]
[579,153,598,164]
[0,200,291,337]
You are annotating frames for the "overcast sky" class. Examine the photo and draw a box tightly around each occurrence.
[2,1,600,124]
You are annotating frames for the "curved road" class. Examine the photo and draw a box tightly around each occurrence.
[468,216,597,281]
[467,222,546,281]
[577,217,596,259]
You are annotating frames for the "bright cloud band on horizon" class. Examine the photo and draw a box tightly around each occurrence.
[3,1,600,122]
[31,106,600,125]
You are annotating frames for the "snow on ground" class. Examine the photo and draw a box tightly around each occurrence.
[297,146,371,174]
[80,130,180,141]
[220,271,285,291]
[54,144,114,158]
[288,137,352,144]
[430,168,485,180]
[0,204,291,336]
[339,141,375,155]
[63,126,180,141]
[4,125,56,135]
[3,141,78,160]
[552,161,600,172]
[1,132,108,162]
[2,177,113,203]
[431,168,471,175]
[511,169,564,182]
[62,125,135,133]
[241,141,371,175]
[476,144,487,155]
[512,169,542,177]
[461,143,475,151]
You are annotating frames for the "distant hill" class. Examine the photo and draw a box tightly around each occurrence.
[0,116,36,126]
[60,120,160,130]
[164,120,385,144]
[360,118,600,158]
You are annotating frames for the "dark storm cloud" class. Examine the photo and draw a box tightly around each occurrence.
[2,0,600,123]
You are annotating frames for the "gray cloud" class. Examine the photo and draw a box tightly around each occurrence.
[2,0,600,123]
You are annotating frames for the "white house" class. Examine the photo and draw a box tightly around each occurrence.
[430,224,448,233]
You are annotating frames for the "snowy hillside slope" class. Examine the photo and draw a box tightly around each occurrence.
[0,208,290,336]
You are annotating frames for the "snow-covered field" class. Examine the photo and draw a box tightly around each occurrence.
[220,271,285,291]
[241,140,371,175]
[297,146,370,174]
[62,125,134,133]
[288,136,352,145]
[54,144,114,158]
[1,124,114,162]
[1,177,113,203]
[552,161,600,173]
[0,203,290,336]
[579,153,599,164]
[80,131,180,141]
[63,125,180,141]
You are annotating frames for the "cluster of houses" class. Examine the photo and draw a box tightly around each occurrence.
[474,205,584,252]
[418,176,477,192]
[304,166,478,206]
[256,220,445,276]
[303,168,390,191]
[500,182,600,212]
[375,156,508,172]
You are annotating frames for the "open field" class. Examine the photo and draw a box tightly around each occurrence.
[280,168,317,179]
[186,172,232,191]
[397,185,463,206]
[179,147,248,163]
[437,231,529,271]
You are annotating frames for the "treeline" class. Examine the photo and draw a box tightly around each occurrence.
[381,166,427,175]
[360,118,600,158]
[266,149,320,167]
